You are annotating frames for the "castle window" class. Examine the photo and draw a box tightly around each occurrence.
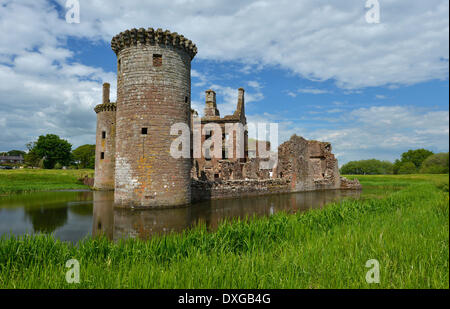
[102,131,106,139]
[101,152,105,160]
[118,59,121,72]
[141,128,148,135]
[153,54,162,67]
[214,174,220,180]
[185,96,188,103]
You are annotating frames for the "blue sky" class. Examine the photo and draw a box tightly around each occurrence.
[0,0,448,165]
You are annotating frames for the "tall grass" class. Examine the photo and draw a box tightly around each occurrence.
[0,175,448,288]
[0,169,94,195]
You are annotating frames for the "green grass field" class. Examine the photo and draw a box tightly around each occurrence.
[0,174,448,288]
[0,169,94,195]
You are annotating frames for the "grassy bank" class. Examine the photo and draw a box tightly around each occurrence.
[0,169,94,195]
[0,174,448,288]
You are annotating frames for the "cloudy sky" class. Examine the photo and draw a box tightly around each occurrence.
[0,0,448,165]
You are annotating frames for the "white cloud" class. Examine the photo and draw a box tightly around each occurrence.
[191,69,208,87]
[43,0,449,89]
[248,106,449,165]
[247,81,262,90]
[297,88,331,94]
[285,91,298,98]
[0,0,448,154]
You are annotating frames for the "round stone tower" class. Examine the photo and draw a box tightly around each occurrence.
[111,28,197,207]
[94,83,116,190]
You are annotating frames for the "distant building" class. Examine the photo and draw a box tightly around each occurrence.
[0,155,24,164]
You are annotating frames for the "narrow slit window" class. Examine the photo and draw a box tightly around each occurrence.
[141,127,148,135]
[185,96,189,103]
[100,152,105,160]
[118,59,121,72]
[102,131,106,139]
[153,54,162,67]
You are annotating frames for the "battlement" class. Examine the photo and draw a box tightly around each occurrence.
[111,28,198,59]
[94,102,117,114]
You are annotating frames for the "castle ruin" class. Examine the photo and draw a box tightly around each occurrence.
[94,28,361,208]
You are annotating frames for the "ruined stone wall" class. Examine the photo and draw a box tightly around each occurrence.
[191,178,291,202]
[276,135,312,190]
[193,88,248,181]
[113,28,197,207]
[277,135,346,192]
[94,83,116,190]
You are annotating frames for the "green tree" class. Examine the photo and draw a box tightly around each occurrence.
[420,153,449,174]
[72,144,96,169]
[398,162,417,174]
[7,150,26,157]
[393,159,402,175]
[28,134,72,169]
[24,142,41,167]
[340,159,393,175]
[400,149,434,169]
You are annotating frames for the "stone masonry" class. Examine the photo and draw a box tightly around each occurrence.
[94,83,116,190]
[94,27,361,208]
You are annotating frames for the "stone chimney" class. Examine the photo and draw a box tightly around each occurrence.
[204,89,220,117]
[233,87,245,121]
[102,83,110,104]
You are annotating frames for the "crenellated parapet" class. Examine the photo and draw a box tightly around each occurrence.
[111,28,198,59]
[94,102,117,114]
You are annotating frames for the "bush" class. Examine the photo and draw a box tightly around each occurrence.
[398,162,417,174]
[420,153,449,174]
[54,162,63,169]
[340,159,393,175]
[400,149,434,169]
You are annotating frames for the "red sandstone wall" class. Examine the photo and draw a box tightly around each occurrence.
[191,178,291,202]
[94,106,116,190]
[114,43,193,207]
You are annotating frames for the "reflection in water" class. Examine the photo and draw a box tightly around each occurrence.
[93,190,361,241]
[24,206,68,233]
[0,191,93,242]
[0,189,360,242]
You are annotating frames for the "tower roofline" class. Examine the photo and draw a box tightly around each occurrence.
[111,28,198,60]
[94,102,116,114]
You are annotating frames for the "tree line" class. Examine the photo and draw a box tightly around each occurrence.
[340,149,449,175]
[3,134,449,174]
[1,134,95,169]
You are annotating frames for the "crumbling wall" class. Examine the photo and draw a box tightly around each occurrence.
[191,178,291,202]
[276,135,312,190]
[276,135,357,192]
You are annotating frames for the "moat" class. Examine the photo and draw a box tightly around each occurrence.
[0,190,363,242]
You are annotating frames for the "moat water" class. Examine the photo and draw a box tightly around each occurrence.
[0,189,362,242]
